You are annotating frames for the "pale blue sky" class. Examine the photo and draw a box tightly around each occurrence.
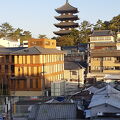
[0,0,120,38]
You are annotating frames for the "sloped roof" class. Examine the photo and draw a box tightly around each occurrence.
[11,46,64,55]
[54,22,79,28]
[91,30,114,37]
[91,50,120,57]
[86,86,99,94]
[28,103,76,120]
[55,14,79,20]
[89,85,120,109]
[55,2,78,13]
[53,30,71,36]
[0,47,25,55]
[64,61,83,70]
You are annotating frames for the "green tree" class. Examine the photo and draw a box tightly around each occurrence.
[79,20,92,43]
[102,21,110,30]
[20,31,32,43]
[0,22,14,38]
[109,14,120,32]
[38,34,47,39]
[93,19,103,30]
[10,28,23,41]
[56,29,80,46]
[56,35,74,46]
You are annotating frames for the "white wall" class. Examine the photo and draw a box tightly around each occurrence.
[0,38,20,47]
[23,40,28,47]
[90,104,120,117]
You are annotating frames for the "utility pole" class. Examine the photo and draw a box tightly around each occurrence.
[41,63,46,96]
[10,97,13,120]
[78,69,80,88]
[1,77,4,95]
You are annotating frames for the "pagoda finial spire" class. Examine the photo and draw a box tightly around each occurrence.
[66,0,68,3]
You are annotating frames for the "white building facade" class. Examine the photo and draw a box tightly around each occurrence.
[0,37,20,47]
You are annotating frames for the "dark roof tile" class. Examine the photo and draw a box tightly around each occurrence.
[56,2,78,13]
[11,46,64,55]
[64,61,82,70]
[91,30,114,37]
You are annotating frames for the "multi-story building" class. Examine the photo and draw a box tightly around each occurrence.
[88,30,120,81]
[0,38,64,96]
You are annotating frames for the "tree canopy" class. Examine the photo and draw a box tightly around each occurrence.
[55,14,120,46]
[0,22,32,43]
[0,14,120,46]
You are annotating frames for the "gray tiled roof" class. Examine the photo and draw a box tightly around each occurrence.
[28,103,76,120]
[54,21,78,27]
[0,47,25,55]
[56,2,78,13]
[64,61,82,70]
[11,46,64,55]
[0,46,64,55]
[91,50,120,57]
[89,85,120,109]
[91,30,114,36]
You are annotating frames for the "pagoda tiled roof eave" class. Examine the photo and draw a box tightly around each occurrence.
[55,15,79,21]
[55,2,79,13]
[55,9,79,14]
[54,30,71,35]
[54,22,79,28]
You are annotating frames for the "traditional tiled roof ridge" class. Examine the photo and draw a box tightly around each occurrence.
[53,30,71,36]
[55,2,78,13]
[55,14,79,21]
[11,46,64,55]
[91,30,114,37]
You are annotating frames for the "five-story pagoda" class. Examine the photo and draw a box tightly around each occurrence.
[54,0,79,36]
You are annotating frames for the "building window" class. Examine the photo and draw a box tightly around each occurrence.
[36,78,38,88]
[30,56,33,64]
[24,80,27,88]
[72,71,77,75]
[5,65,8,72]
[45,41,50,45]
[17,56,19,63]
[6,55,9,63]
[11,65,14,73]
[11,56,14,63]
[17,80,20,89]
[30,79,33,88]
[52,42,54,45]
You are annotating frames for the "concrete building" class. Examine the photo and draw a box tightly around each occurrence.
[0,37,20,47]
[0,39,64,96]
[88,30,120,81]
[28,38,56,49]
